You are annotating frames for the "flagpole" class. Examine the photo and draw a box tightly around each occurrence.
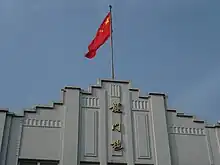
[109,5,115,79]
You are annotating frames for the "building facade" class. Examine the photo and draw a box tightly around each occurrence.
[0,79,220,165]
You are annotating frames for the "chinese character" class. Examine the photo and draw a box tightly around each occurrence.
[109,102,122,113]
[111,140,123,151]
[112,123,121,132]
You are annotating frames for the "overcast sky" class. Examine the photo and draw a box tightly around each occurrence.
[0,0,219,123]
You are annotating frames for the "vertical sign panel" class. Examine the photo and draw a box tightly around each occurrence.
[110,98,123,157]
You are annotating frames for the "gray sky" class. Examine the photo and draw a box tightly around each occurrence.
[0,0,219,123]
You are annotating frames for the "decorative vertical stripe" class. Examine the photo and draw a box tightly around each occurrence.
[110,85,121,97]
[169,126,205,135]
[132,100,147,110]
[205,128,214,165]
[23,119,62,128]
[15,118,24,165]
[81,97,99,108]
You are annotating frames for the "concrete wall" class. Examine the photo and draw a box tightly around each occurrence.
[167,110,220,165]
[0,79,220,165]
[0,112,23,165]
[0,110,7,165]
[19,105,64,161]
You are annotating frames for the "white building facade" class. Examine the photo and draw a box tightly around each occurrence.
[0,79,220,165]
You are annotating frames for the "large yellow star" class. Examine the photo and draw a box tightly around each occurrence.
[105,17,110,25]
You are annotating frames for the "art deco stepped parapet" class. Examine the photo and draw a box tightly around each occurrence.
[0,108,8,112]
[0,78,220,165]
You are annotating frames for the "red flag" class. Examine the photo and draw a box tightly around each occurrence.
[85,12,111,59]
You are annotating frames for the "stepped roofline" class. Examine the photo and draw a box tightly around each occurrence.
[0,78,219,127]
[97,78,131,84]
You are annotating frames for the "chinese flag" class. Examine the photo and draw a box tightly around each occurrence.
[85,12,111,59]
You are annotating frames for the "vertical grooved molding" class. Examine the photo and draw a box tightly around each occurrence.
[124,91,135,165]
[99,90,108,165]
[132,100,147,110]
[0,113,6,151]
[149,95,172,165]
[169,126,205,136]
[15,118,23,165]
[110,84,121,97]
[205,128,214,165]
[81,97,99,108]
[0,115,11,165]
[60,89,80,165]
[60,106,67,165]
[216,128,220,157]
[15,118,23,156]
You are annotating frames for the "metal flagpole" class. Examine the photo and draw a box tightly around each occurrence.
[109,5,115,79]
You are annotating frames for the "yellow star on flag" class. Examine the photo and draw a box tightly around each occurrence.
[105,17,110,25]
